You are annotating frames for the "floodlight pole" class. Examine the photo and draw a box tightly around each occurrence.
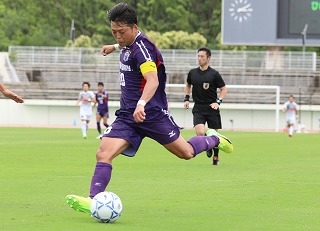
[70,19,75,46]
[299,88,302,124]
[301,24,308,68]
[299,24,307,127]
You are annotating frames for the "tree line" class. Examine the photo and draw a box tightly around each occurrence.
[0,0,224,51]
[0,0,318,53]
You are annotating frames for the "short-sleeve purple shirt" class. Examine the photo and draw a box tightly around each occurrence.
[95,90,109,110]
[119,31,168,112]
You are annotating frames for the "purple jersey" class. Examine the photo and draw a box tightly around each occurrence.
[95,90,109,110]
[119,31,168,112]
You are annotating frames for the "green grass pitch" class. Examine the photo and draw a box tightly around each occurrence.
[0,127,319,231]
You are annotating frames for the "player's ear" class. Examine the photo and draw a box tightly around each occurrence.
[133,24,138,31]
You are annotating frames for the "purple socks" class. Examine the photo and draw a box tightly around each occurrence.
[188,136,219,156]
[89,162,112,198]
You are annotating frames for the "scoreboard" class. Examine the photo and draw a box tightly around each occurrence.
[222,0,320,46]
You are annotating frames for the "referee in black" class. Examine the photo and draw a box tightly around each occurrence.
[184,47,227,165]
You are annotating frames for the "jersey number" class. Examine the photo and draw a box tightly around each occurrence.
[120,73,125,86]
[103,126,112,135]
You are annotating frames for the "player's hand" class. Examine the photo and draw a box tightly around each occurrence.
[2,89,24,103]
[210,102,219,110]
[184,101,189,110]
[101,45,116,56]
[133,105,146,123]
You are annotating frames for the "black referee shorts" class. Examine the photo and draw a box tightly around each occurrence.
[192,104,222,129]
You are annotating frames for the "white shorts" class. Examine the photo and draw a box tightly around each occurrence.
[80,110,92,121]
[286,117,296,125]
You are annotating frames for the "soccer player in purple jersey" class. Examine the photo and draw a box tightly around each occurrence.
[93,82,109,139]
[66,2,233,215]
[0,83,24,103]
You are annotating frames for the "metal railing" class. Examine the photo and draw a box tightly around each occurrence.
[8,46,317,71]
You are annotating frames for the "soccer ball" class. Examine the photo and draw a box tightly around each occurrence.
[90,191,123,223]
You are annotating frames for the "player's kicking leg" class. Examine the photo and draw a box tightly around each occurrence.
[206,129,233,154]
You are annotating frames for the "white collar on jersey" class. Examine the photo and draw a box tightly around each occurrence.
[125,30,141,47]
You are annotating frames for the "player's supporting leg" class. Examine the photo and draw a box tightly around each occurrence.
[81,120,87,138]
[89,162,112,198]
[66,163,113,215]
[66,195,92,214]
[104,123,109,128]
[66,137,129,215]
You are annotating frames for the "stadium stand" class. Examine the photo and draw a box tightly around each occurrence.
[1,46,319,105]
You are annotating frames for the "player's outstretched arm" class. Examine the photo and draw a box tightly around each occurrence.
[0,83,24,103]
[101,44,120,56]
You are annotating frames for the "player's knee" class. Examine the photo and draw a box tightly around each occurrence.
[96,149,103,161]
[96,148,111,162]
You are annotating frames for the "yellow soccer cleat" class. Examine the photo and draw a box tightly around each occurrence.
[66,195,92,215]
[206,129,234,154]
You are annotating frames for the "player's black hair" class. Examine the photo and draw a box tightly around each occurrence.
[98,82,104,86]
[107,2,138,26]
[82,82,90,88]
[198,47,211,57]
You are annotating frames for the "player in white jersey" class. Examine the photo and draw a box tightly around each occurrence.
[282,95,298,137]
[76,82,96,139]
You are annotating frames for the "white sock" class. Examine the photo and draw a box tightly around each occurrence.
[86,123,89,131]
[81,121,87,136]
[289,126,294,135]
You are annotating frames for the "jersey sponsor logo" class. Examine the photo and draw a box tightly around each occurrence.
[120,62,132,72]
[203,83,210,90]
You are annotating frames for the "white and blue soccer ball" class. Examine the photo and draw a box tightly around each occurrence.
[90,191,123,223]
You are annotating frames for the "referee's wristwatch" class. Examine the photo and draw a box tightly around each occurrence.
[216,98,223,105]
